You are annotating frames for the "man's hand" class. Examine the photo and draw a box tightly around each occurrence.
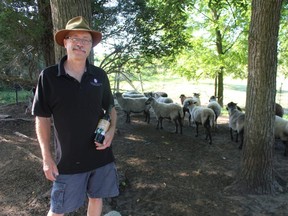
[95,127,115,150]
[43,158,59,181]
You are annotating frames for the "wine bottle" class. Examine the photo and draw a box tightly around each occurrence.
[94,105,112,144]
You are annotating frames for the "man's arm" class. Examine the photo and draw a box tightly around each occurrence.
[35,116,58,181]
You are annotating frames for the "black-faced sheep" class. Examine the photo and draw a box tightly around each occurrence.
[155,95,174,104]
[275,103,284,117]
[274,115,288,156]
[145,97,184,134]
[115,92,150,123]
[144,91,168,98]
[179,94,192,105]
[187,101,215,144]
[192,93,201,106]
[207,96,222,126]
[179,94,193,126]
[226,102,245,149]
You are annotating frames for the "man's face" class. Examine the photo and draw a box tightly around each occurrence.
[64,31,92,60]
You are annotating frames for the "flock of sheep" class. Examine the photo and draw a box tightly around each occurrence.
[114,91,221,145]
[114,90,288,157]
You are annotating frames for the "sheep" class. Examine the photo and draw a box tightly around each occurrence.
[144,92,173,103]
[187,101,215,144]
[144,91,168,98]
[192,93,201,106]
[115,92,150,123]
[180,96,193,126]
[179,94,192,105]
[226,102,245,149]
[275,103,284,117]
[274,115,288,156]
[122,90,145,98]
[207,96,222,126]
[154,93,174,104]
[145,97,184,134]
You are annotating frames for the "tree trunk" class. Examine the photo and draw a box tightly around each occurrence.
[217,68,224,107]
[49,0,92,63]
[230,0,283,195]
[38,0,55,67]
[213,9,224,107]
[214,75,218,97]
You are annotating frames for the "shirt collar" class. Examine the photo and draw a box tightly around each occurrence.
[57,55,91,76]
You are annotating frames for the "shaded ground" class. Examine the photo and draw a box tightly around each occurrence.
[0,102,288,216]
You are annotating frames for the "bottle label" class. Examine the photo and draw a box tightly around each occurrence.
[97,119,110,132]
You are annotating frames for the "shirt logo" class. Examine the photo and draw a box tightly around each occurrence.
[90,78,102,86]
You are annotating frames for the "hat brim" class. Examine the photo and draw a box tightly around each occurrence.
[55,29,102,47]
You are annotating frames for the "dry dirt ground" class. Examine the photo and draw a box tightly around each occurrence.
[0,102,288,216]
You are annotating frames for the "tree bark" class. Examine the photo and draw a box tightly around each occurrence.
[231,0,283,195]
[49,0,92,63]
[38,0,55,67]
[218,68,224,107]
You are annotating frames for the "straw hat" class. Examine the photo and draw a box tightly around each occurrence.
[54,16,102,47]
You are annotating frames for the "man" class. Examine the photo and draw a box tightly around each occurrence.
[32,16,119,216]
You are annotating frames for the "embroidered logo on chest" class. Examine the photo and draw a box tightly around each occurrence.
[90,78,102,86]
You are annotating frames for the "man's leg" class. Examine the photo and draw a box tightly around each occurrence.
[87,198,103,216]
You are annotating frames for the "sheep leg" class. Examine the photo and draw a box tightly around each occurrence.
[230,128,234,141]
[195,123,199,137]
[160,117,164,129]
[174,119,179,134]
[215,116,218,128]
[147,111,150,124]
[235,132,239,142]
[125,112,130,123]
[283,141,288,156]
[144,111,150,123]
[178,116,183,134]
[238,130,244,149]
[204,120,212,144]
[206,127,212,145]
[156,117,163,130]
[156,119,160,129]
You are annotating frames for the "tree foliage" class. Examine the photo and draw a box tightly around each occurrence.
[174,0,250,77]
[0,0,47,81]
[0,0,288,91]
[278,2,288,77]
[92,0,191,78]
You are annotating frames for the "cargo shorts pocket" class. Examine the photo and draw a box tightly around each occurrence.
[51,181,66,210]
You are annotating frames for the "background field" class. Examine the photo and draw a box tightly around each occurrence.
[117,75,288,112]
[1,75,287,115]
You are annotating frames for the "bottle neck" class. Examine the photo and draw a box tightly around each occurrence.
[105,104,113,115]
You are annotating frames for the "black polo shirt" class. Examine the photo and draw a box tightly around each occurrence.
[32,55,115,174]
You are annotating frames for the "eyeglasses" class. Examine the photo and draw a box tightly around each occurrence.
[65,37,92,45]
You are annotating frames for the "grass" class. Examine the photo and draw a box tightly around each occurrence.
[0,89,31,105]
